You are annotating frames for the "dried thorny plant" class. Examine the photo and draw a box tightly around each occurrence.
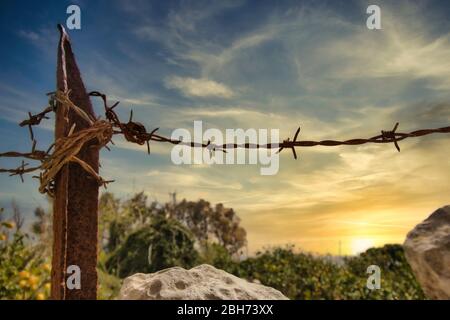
[1,89,449,196]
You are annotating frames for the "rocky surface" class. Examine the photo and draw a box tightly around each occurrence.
[403,205,450,299]
[118,264,288,300]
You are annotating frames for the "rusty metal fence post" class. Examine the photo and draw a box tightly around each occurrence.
[51,25,99,300]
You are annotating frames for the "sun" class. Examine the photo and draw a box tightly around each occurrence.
[351,238,374,255]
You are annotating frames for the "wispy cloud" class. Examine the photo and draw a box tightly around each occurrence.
[18,30,41,42]
[165,76,234,98]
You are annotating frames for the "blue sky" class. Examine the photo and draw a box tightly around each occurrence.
[0,0,449,254]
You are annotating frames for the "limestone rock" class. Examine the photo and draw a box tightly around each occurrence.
[403,205,450,299]
[118,264,288,300]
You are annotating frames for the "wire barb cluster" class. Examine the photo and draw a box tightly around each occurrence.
[1,90,449,194]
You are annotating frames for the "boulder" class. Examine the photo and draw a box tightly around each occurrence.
[118,264,288,300]
[403,205,450,299]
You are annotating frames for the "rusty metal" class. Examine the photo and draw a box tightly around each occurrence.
[51,24,99,300]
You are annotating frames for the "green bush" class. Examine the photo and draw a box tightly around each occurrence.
[344,244,425,299]
[198,243,238,271]
[0,221,50,300]
[222,245,425,300]
[106,215,198,278]
[229,246,352,299]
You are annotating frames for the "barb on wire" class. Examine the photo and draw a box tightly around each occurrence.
[1,89,450,195]
[0,160,41,183]
[19,92,56,140]
[277,127,301,159]
[380,122,400,151]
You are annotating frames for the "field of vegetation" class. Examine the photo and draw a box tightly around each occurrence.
[0,193,425,300]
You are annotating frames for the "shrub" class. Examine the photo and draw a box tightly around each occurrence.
[222,245,425,300]
[0,222,50,300]
[106,215,198,278]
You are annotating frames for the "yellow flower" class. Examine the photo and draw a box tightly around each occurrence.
[31,284,38,290]
[28,275,39,286]
[19,270,30,279]
[44,283,51,291]
[43,263,51,272]
[2,221,14,229]
[19,280,28,288]
[36,293,45,300]
[0,234,6,241]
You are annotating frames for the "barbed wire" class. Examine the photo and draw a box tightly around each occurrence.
[0,90,449,194]
[87,91,450,158]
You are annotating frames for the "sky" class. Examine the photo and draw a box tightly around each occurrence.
[0,0,449,255]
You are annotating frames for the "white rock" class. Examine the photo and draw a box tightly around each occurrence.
[118,264,288,300]
[403,205,450,299]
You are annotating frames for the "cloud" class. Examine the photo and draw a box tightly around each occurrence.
[183,29,276,76]
[146,169,243,190]
[309,3,450,92]
[18,30,41,42]
[165,76,234,98]
[17,27,56,56]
